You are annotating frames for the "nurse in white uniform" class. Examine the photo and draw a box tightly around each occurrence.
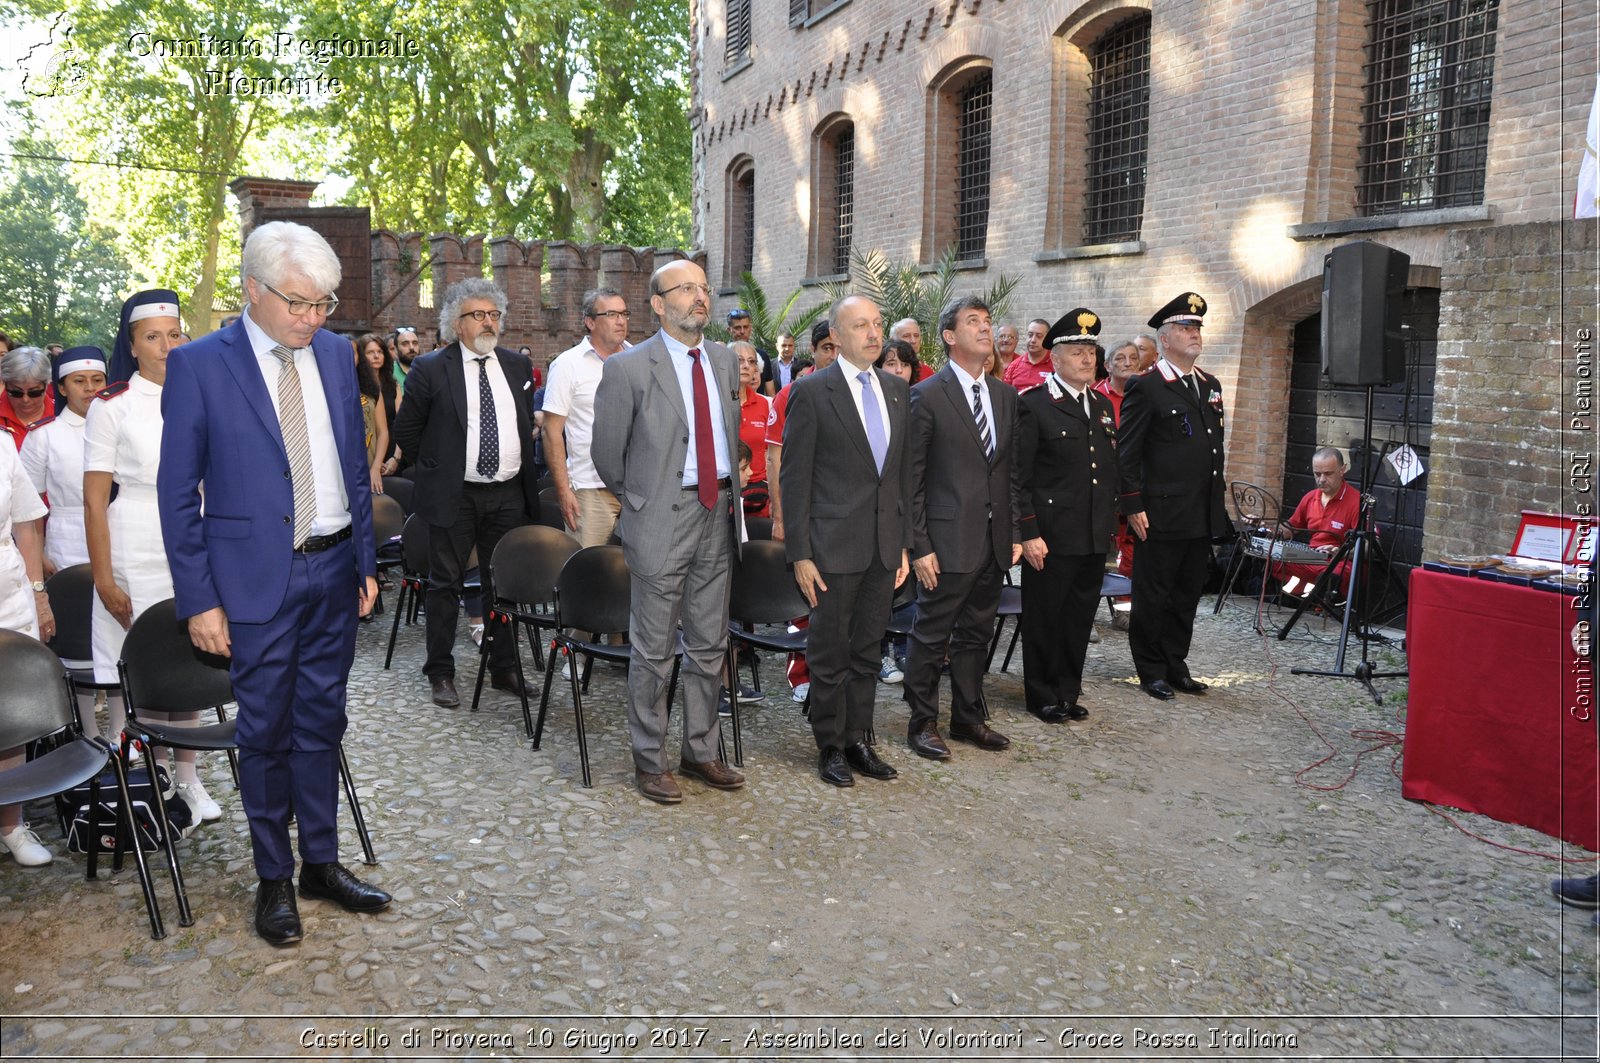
[19,345,107,572]
[84,290,220,823]
[0,427,57,865]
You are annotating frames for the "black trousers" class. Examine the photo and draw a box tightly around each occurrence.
[1020,549,1105,710]
[424,479,527,679]
[905,557,1003,735]
[1128,535,1211,684]
[805,562,896,751]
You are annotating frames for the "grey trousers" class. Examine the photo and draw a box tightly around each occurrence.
[622,489,733,774]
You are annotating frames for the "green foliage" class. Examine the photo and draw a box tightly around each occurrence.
[823,247,1021,367]
[704,271,828,352]
[0,139,133,346]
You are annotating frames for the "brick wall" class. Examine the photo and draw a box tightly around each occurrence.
[694,0,1597,554]
[1426,220,1598,558]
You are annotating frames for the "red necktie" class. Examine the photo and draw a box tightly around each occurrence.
[689,348,717,510]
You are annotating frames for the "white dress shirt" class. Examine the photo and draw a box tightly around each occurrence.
[460,347,523,484]
[542,338,608,488]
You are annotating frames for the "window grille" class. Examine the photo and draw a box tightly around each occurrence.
[955,73,993,261]
[1357,0,1498,215]
[737,170,755,275]
[1085,15,1150,245]
[832,127,855,276]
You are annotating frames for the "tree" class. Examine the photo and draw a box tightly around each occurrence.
[703,271,828,353]
[0,139,132,347]
[7,0,299,333]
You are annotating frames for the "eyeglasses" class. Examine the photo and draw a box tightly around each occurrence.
[394,326,417,334]
[264,283,339,317]
[659,282,712,298]
[458,309,504,324]
[5,385,46,400]
[590,310,630,320]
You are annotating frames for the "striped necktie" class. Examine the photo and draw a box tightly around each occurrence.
[269,345,317,548]
[971,380,994,460]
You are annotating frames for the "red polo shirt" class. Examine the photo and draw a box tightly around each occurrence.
[1289,482,1361,549]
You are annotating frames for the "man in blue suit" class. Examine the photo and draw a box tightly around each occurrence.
[159,221,390,946]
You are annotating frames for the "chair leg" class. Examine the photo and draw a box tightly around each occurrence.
[512,619,534,738]
[107,744,165,940]
[534,641,560,750]
[579,652,594,694]
[1000,617,1023,672]
[666,655,681,716]
[84,768,103,882]
[568,649,592,788]
[724,644,743,768]
[140,744,193,928]
[469,614,493,712]
[986,616,1005,671]
[384,581,408,669]
[529,618,546,672]
[337,743,377,866]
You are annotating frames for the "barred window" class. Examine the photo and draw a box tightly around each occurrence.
[726,0,752,66]
[955,72,993,261]
[1084,14,1151,244]
[832,126,855,275]
[1357,0,1499,215]
[725,157,755,286]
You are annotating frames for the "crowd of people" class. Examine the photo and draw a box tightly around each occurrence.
[0,225,1398,944]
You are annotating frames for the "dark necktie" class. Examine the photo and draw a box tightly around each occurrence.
[474,355,499,478]
[689,348,717,509]
[971,380,994,461]
[858,370,887,475]
[269,345,317,548]
[1183,372,1201,406]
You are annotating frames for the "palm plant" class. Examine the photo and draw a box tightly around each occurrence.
[704,271,829,351]
[822,247,1021,367]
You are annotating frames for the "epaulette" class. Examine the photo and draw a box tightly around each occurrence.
[95,382,130,401]
[26,414,57,429]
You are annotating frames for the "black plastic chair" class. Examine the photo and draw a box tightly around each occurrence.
[43,564,120,700]
[744,516,774,542]
[469,525,581,732]
[535,546,635,787]
[725,540,813,761]
[119,600,377,929]
[384,514,432,669]
[987,579,1023,673]
[381,476,415,517]
[537,497,567,531]
[0,629,165,939]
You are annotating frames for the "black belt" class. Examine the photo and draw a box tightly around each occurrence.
[682,477,732,492]
[296,525,352,554]
[463,477,519,491]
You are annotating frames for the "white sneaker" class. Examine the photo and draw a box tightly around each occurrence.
[0,824,53,866]
[1088,627,1101,643]
[177,780,222,822]
[792,682,810,703]
[879,655,905,684]
[561,656,573,680]
[470,622,485,647]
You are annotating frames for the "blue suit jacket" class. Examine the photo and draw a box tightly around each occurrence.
[158,319,377,624]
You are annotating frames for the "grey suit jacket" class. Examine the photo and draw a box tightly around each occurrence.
[909,365,1020,573]
[779,361,912,573]
[590,331,743,576]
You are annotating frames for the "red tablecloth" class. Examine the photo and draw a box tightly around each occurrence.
[1402,569,1598,850]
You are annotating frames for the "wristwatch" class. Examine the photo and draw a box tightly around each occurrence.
[30,580,45,593]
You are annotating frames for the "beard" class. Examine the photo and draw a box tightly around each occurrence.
[465,332,498,356]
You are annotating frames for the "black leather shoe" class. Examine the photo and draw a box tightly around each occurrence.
[948,721,1011,751]
[844,742,898,780]
[1064,702,1089,721]
[490,670,526,697]
[1169,675,1208,695]
[1028,703,1070,724]
[430,676,460,708]
[1140,679,1175,700]
[255,878,302,946]
[818,748,855,787]
[299,861,392,913]
[907,725,951,760]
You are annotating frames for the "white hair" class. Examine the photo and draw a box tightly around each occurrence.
[242,221,342,296]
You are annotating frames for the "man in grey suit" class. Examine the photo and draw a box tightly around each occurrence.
[905,295,1022,760]
[591,260,746,804]
[780,295,911,787]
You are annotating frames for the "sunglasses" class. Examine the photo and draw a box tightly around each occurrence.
[5,385,46,400]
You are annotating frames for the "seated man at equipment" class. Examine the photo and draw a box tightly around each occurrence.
[1274,446,1361,599]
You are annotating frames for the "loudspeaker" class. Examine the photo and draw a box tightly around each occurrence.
[1321,240,1409,386]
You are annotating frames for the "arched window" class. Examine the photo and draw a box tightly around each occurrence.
[1084,14,1151,244]
[923,60,994,264]
[724,156,755,286]
[809,116,855,278]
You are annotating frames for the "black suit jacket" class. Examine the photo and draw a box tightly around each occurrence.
[909,366,1019,573]
[779,361,912,573]
[1115,364,1228,541]
[390,341,539,527]
[1015,383,1119,555]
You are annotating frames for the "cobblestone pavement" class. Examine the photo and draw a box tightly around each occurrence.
[0,597,1596,1061]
